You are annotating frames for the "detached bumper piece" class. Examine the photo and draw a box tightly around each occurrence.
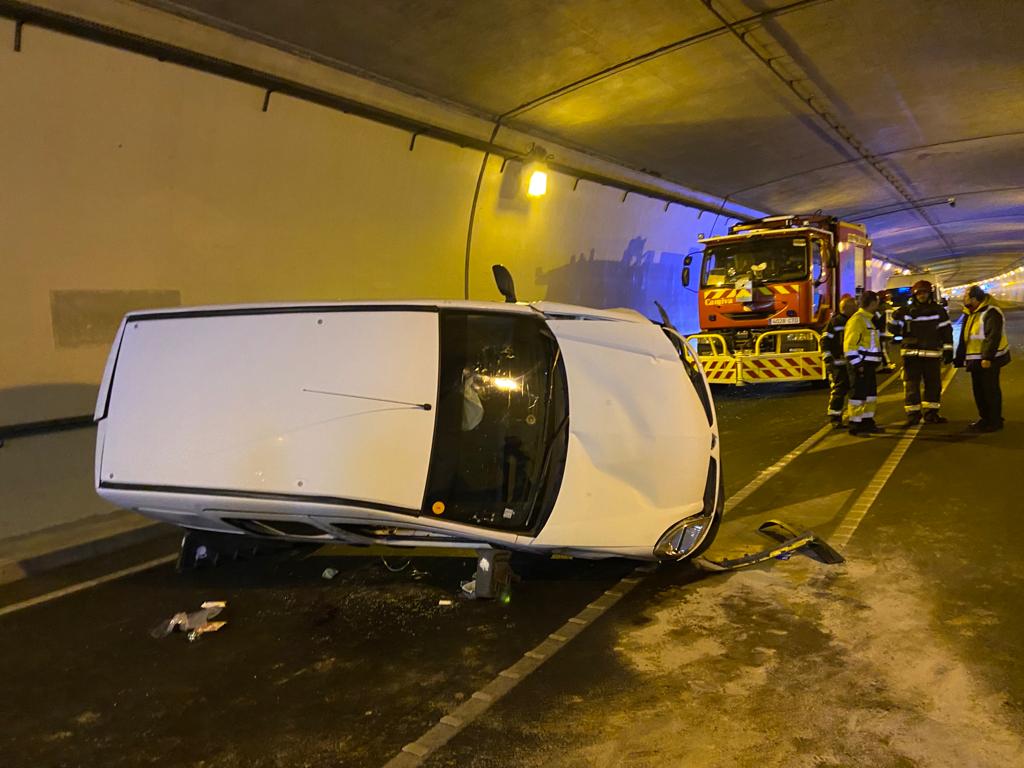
[695,519,844,572]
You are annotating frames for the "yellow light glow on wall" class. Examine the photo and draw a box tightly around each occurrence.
[527,169,548,197]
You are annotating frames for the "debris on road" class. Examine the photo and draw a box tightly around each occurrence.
[696,519,844,572]
[151,601,228,641]
[437,599,453,606]
[322,567,339,580]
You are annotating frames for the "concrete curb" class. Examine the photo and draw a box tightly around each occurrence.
[0,511,173,586]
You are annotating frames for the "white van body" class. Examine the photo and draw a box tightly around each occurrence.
[94,300,722,561]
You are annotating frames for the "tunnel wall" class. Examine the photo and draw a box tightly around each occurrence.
[0,21,720,537]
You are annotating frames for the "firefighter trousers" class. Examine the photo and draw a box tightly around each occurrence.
[827,363,850,417]
[902,355,942,413]
[847,362,878,424]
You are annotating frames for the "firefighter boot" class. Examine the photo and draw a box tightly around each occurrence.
[862,418,885,434]
[830,416,844,430]
[923,411,948,424]
[904,411,922,427]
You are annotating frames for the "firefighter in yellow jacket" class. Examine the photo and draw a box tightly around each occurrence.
[844,291,884,435]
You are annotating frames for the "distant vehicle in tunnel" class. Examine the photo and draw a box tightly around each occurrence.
[685,214,872,385]
[884,270,946,314]
[93,278,722,562]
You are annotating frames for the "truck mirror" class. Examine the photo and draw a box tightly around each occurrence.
[683,255,693,267]
[491,264,518,303]
[682,267,691,287]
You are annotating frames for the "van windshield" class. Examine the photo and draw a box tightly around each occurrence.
[702,237,809,286]
[423,311,569,532]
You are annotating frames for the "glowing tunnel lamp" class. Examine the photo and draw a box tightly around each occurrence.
[527,169,548,197]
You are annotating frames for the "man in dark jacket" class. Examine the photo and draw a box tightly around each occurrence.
[822,296,858,428]
[954,285,1011,432]
[888,280,954,425]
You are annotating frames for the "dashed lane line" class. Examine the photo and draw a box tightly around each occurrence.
[831,366,958,549]
[380,369,905,767]
[725,368,902,512]
[381,566,654,768]
[0,554,177,618]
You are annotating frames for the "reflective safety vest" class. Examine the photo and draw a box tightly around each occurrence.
[964,300,1010,362]
[844,308,882,365]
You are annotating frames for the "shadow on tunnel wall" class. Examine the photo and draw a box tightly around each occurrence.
[535,236,700,333]
[0,383,99,428]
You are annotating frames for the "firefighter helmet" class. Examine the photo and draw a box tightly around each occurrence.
[912,279,933,295]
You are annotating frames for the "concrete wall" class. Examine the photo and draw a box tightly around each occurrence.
[0,20,717,426]
[0,21,725,537]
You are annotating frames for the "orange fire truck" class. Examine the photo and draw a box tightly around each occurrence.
[684,214,872,385]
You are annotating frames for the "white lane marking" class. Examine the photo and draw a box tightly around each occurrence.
[381,369,906,767]
[381,568,648,768]
[725,369,902,512]
[0,554,177,618]
[831,367,958,549]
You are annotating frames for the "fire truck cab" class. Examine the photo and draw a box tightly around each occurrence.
[686,214,871,385]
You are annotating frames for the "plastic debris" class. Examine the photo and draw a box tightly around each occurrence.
[151,601,227,640]
[437,599,453,606]
[187,621,227,643]
[322,567,339,580]
[460,579,476,596]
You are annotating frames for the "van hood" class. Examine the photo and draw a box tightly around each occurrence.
[532,319,714,552]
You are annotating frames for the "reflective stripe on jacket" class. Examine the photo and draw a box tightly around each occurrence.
[888,300,954,357]
[844,308,882,365]
[821,312,851,365]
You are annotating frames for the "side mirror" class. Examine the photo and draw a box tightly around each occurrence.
[683,255,693,267]
[682,267,691,287]
[491,264,517,303]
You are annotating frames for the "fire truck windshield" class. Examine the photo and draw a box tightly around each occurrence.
[701,237,809,287]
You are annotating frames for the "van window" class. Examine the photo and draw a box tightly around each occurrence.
[423,312,569,532]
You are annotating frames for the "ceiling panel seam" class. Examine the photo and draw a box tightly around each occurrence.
[497,0,831,122]
[700,0,957,257]
[725,130,1024,199]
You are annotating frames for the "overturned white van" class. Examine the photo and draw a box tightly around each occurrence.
[94,294,722,561]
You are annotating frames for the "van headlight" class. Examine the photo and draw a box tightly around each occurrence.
[654,512,715,560]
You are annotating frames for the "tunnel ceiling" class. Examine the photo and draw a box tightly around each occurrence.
[144,0,1024,284]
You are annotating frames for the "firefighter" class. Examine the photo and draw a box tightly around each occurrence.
[888,279,954,425]
[844,291,884,435]
[822,296,858,428]
[873,293,895,372]
[954,285,1010,432]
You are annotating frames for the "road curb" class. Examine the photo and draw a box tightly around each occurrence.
[0,512,172,586]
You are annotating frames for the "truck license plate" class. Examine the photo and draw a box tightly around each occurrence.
[769,317,800,325]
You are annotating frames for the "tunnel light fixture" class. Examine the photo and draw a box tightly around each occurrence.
[523,144,549,198]
[527,169,548,197]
